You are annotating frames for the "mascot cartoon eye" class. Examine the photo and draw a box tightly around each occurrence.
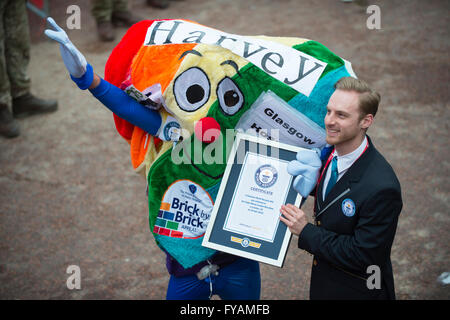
[174,67,211,112]
[216,77,244,116]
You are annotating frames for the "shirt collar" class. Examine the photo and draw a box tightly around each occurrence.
[334,136,368,174]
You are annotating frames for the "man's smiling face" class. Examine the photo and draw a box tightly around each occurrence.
[324,89,366,151]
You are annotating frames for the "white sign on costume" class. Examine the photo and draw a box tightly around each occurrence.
[144,20,327,96]
[236,91,327,148]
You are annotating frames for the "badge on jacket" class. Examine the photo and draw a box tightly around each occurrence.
[342,199,356,217]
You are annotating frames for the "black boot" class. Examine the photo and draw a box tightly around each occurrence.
[147,0,170,9]
[112,11,143,27]
[0,105,20,138]
[12,93,58,119]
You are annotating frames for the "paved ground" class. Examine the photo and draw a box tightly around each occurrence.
[0,0,449,300]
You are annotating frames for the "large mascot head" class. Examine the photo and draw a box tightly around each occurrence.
[105,19,356,268]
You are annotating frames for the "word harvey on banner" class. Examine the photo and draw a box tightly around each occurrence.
[144,20,327,96]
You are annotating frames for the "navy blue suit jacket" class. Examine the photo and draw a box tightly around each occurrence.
[299,136,402,300]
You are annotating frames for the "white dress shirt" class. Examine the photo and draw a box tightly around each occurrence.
[322,136,368,200]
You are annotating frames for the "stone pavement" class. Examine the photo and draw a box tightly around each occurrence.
[0,0,449,299]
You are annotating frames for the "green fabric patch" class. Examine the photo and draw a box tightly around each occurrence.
[293,40,345,79]
[207,63,299,126]
[166,221,178,230]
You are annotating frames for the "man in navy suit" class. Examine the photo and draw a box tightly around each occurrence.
[280,77,402,300]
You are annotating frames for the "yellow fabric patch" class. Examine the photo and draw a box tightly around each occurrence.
[163,44,248,135]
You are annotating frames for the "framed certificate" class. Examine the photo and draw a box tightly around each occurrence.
[202,133,303,267]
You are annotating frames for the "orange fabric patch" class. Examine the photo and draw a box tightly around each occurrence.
[130,43,197,94]
[160,202,171,211]
[130,127,150,170]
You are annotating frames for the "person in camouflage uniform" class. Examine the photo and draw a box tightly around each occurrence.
[0,0,58,138]
[91,0,173,42]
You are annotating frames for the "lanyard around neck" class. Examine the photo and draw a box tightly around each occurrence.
[316,140,370,191]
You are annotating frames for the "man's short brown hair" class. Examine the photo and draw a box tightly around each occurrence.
[334,77,380,118]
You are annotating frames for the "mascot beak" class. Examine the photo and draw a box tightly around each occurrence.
[194,117,221,143]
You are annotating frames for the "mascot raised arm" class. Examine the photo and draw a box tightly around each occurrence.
[45,17,356,300]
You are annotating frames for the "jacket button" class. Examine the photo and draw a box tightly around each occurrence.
[313,259,318,266]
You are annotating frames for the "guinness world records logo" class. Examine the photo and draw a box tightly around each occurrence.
[254,164,278,188]
[341,198,356,217]
[163,121,181,141]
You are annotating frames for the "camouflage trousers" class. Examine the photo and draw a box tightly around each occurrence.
[91,0,129,22]
[0,0,31,109]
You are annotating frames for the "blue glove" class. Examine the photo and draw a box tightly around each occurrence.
[287,148,322,198]
[44,17,88,79]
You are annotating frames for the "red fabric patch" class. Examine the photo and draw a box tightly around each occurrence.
[159,228,170,236]
[171,231,183,238]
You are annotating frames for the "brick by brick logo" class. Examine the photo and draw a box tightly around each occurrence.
[153,180,213,239]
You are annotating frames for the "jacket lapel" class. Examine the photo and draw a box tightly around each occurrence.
[315,157,329,212]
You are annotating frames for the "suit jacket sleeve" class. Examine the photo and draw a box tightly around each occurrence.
[298,188,402,273]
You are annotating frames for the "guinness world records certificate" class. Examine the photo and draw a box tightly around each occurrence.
[223,152,291,242]
[202,133,303,267]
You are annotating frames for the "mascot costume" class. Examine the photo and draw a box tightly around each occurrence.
[45,18,356,299]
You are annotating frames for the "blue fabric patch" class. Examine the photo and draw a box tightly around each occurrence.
[288,66,351,129]
[156,234,216,269]
[163,211,175,221]
[206,180,222,202]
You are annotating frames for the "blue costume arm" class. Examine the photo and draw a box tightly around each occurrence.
[70,63,162,135]
[88,78,162,136]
